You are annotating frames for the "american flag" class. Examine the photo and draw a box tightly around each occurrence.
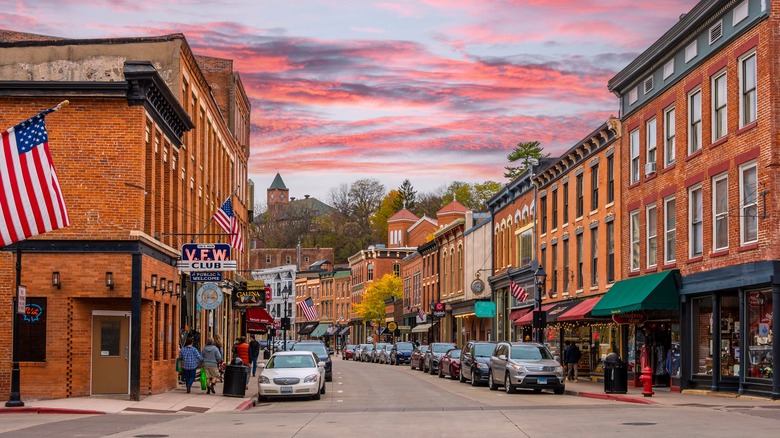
[417,307,426,321]
[510,280,528,302]
[1,107,70,247]
[212,197,244,253]
[299,297,318,321]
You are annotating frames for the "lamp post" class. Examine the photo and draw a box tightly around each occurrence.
[282,286,291,351]
[534,266,547,344]
[429,299,436,343]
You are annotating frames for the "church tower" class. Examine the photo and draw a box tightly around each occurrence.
[267,172,289,213]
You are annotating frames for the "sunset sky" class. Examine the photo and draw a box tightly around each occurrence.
[4,0,699,203]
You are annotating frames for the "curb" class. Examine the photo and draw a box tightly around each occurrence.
[567,390,658,405]
[235,398,256,411]
[0,407,105,415]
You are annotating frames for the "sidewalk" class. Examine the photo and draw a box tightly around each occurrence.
[0,376,258,415]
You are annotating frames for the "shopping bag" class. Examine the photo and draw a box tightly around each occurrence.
[175,358,182,373]
[199,368,207,390]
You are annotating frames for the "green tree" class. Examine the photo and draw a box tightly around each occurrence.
[352,274,403,325]
[441,181,501,212]
[397,179,417,211]
[373,189,402,244]
[504,140,548,180]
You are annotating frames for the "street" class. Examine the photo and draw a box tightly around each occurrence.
[2,357,780,437]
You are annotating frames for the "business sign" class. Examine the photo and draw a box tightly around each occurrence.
[196,283,224,310]
[387,321,398,332]
[474,301,496,318]
[177,243,236,272]
[190,272,223,282]
[17,285,26,314]
[433,302,446,318]
[612,311,648,325]
[233,280,267,309]
[265,286,272,303]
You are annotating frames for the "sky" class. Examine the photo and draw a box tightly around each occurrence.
[3,0,699,204]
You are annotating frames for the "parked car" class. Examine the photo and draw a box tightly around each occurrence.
[360,344,375,362]
[390,342,415,365]
[459,341,496,386]
[377,344,394,364]
[438,348,461,380]
[291,341,333,382]
[342,345,356,360]
[257,351,325,402]
[355,344,370,362]
[423,342,457,374]
[372,343,388,363]
[488,342,565,394]
[410,345,429,370]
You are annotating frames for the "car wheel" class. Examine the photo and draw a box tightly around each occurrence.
[505,374,516,394]
[488,372,498,391]
[459,368,466,383]
[451,367,458,380]
[471,370,478,387]
[429,364,436,375]
[312,390,321,400]
[438,367,445,378]
[554,387,565,395]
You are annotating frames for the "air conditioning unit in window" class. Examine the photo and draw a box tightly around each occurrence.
[645,162,657,175]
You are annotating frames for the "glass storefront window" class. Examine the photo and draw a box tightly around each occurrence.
[720,294,740,378]
[691,297,713,376]
[591,324,619,374]
[669,323,681,378]
[562,326,591,372]
[747,290,773,379]
[627,326,636,373]
[544,327,561,363]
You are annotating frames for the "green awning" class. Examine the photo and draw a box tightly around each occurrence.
[309,322,332,337]
[591,270,680,316]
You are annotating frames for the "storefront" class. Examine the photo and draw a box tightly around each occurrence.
[680,261,779,399]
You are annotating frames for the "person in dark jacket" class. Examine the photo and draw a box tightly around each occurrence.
[249,334,261,377]
[567,342,582,382]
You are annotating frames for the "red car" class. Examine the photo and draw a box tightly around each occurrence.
[410,345,429,370]
[342,344,356,360]
[438,348,461,380]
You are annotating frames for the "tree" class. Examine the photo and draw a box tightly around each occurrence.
[397,179,417,211]
[504,140,548,180]
[373,190,402,244]
[415,189,445,219]
[440,180,502,212]
[352,274,403,325]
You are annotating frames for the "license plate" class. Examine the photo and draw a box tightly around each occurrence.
[281,386,293,393]
[537,378,548,385]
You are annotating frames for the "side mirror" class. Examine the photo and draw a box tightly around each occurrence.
[498,354,507,361]
[328,349,335,356]
[318,361,326,367]
[258,362,266,369]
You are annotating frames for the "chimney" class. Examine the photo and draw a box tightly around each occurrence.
[304,195,310,199]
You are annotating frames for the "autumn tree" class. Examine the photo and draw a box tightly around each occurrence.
[352,274,403,326]
[504,140,548,180]
[373,189,402,244]
[441,180,502,212]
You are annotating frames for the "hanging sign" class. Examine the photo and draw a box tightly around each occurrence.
[17,285,26,314]
[196,283,224,310]
[433,302,446,318]
[178,243,236,272]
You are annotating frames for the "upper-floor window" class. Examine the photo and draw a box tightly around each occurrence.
[576,234,583,290]
[367,262,374,281]
[393,263,401,277]
[685,40,697,63]
[740,52,757,127]
[519,229,533,266]
[551,188,558,230]
[591,165,599,211]
[576,174,584,217]
[563,182,569,223]
[689,89,702,154]
[590,228,598,286]
[646,204,658,268]
[733,0,749,25]
[563,239,570,292]
[712,72,728,141]
[540,196,548,234]
[629,87,638,105]
[606,221,615,283]
[606,155,614,204]
[664,106,676,167]
[630,129,640,183]
[630,210,640,271]
[664,197,677,265]
[646,118,657,174]
[689,185,704,258]
[663,59,674,80]
[740,161,758,245]
[713,173,729,251]
[551,243,558,295]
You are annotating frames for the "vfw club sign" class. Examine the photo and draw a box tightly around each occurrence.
[177,243,237,272]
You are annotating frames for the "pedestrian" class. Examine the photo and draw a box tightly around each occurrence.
[249,334,261,377]
[201,338,222,394]
[234,336,251,390]
[567,342,582,383]
[562,341,571,379]
[214,334,225,382]
[178,337,202,394]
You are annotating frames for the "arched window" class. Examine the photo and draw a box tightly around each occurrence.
[442,251,448,294]
[458,244,463,292]
[450,247,455,294]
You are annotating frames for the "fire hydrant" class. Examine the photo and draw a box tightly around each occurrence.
[639,344,654,397]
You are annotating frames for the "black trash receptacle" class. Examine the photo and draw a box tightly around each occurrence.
[603,352,627,394]
[263,349,271,360]
[223,364,248,397]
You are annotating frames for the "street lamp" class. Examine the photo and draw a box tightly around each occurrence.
[281,285,291,351]
[534,266,547,343]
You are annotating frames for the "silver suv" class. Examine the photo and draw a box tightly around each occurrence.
[488,342,565,394]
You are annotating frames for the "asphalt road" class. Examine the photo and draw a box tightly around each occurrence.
[3,358,780,437]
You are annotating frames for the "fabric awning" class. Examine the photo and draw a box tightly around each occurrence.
[309,322,332,337]
[545,300,583,324]
[557,297,603,322]
[411,323,433,333]
[514,304,553,326]
[246,308,274,324]
[509,307,532,322]
[246,321,267,333]
[591,270,680,316]
[339,327,351,336]
[297,321,319,335]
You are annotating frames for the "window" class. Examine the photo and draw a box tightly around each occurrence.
[734,0,749,24]
[664,106,676,166]
[629,87,638,104]
[304,257,310,263]
[286,256,291,264]
[712,72,728,140]
[266,254,272,264]
[591,165,599,210]
[740,53,757,126]
[17,297,47,362]
[606,156,614,204]
[551,188,558,230]
[540,247,547,281]
[563,182,569,223]
[647,205,657,268]
[367,262,374,281]
[576,174,584,217]
[663,59,674,79]
[646,118,657,171]
[713,174,729,251]
[689,89,702,154]
[606,221,615,283]
[540,196,548,234]
[563,239,570,292]
[576,234,583,289]
[519,229,533,266]
[590,229,598,286]
[630,210,640,271]
[685,41,697,62]
[664,197,677,264]
[394,262,401,277]
[630,129,640,183]
[551,243,558,295]
[740,161,758,244]
[689,185,703,257]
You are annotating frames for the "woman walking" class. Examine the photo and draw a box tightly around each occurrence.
[201,338,223,394]
[179,337,202,393]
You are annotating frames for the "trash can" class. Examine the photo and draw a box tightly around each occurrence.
[603,352,627,394]
[223,364,248,397]
[263,349,270,360]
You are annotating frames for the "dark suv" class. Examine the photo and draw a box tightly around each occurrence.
[459,341,496,386]
[423,342,457,374]
[291,341,333,381]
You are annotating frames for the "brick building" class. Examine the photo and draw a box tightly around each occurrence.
[0,32,250,401]
[605,0,778,398]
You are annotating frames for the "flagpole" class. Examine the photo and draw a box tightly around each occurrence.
[192,187,239,244]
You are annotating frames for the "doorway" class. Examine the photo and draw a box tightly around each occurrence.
[91,312,130,394]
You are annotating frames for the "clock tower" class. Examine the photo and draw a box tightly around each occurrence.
[267,172,289,213]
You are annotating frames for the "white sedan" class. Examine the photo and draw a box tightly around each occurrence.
[257,351,326,401]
